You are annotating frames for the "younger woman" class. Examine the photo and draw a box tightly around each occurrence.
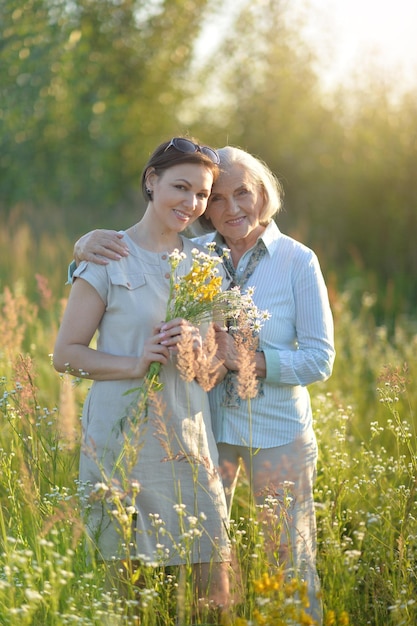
[54,138,231,622]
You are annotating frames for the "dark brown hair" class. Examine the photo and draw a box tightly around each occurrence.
[140,138,219,201]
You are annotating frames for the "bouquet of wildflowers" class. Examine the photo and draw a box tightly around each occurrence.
[122,243,270,428]
[145,244,249,390]
[120,243,270,424]
[126,243,269,418]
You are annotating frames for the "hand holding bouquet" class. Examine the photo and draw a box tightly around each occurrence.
[129,243,269,412]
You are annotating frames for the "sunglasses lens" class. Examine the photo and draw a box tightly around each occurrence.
[201,146,220,164]
[167,138,220,164]
[171,138,197,153]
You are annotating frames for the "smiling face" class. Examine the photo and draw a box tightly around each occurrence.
[147,163,214,233]
[205,163,267,248]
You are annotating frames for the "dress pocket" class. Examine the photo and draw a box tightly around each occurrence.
[109,272,146,290]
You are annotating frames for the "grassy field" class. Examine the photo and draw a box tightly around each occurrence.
[0,225,416,625]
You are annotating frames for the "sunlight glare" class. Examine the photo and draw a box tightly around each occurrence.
[304,0,417,91]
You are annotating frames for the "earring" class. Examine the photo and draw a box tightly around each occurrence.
[146,188,153,199]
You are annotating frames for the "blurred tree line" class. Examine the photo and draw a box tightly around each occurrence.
[1,0,416,322]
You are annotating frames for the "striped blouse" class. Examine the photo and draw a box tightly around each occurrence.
[195,220,335,448]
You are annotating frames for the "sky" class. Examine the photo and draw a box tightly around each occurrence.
[197,0,417,95]
[290,0,417,92]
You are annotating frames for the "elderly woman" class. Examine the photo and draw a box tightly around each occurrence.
[72,146,335,625]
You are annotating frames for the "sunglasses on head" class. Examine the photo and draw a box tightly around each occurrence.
[164,137,220,164]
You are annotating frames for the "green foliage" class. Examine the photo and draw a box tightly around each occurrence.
[2,4,417,620]
[1,231,417,624]
[1,0,417,316]
[0,0,219,211]
[185,0,417,318]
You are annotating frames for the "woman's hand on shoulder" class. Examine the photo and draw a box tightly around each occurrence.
[74,229,129,266]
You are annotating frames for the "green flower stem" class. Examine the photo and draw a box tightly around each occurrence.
[145,361,164,391]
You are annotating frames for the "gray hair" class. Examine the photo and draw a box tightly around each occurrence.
[194,146,284,234]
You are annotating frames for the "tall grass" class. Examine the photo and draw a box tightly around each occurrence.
[0,228,416,624]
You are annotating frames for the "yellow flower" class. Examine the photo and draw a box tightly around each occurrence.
[125,246,270,423]
[324,610,336,626]
[253,572,271,594]
[338,611,350,625]
[300,610,316,625]
[252,609,267,625]
[284,578,299,597]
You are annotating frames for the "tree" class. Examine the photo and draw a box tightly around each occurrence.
[185,0,417,317]
[186,0,341,241]
[0,0,220,214]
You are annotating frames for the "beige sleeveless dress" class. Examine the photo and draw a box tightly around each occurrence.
[74,233,230,565]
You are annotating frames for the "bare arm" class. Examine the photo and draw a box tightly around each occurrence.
[53,278,171,380]
[74,229,130,266]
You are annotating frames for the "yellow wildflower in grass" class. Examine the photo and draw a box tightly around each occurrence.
[323,609,349,626]
[234,618,249,626]
[253,571,284,594]
[300,612,316,625]
[324,610,336,626]
[338,611,350,625]
[253,608,267,625]
[250,572,319,625]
